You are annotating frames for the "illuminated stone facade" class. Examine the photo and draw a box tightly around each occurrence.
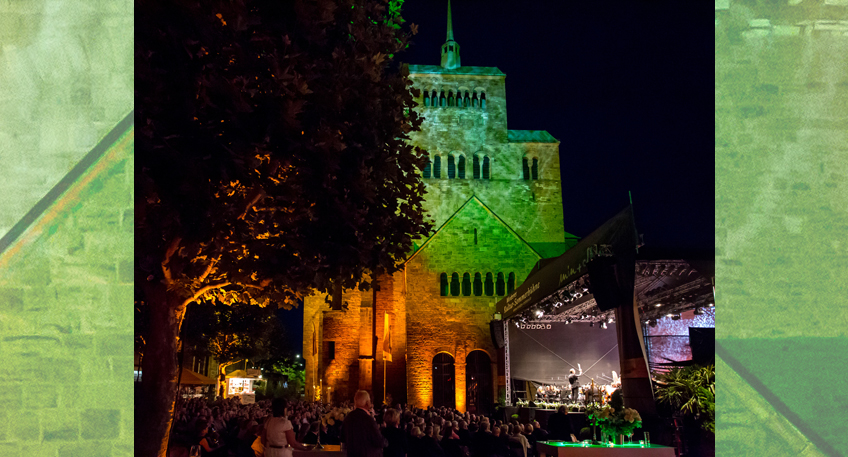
[304,4,574,411]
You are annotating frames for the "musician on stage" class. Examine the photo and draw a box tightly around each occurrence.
[568,364,582,403]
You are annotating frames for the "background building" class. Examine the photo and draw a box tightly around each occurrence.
[303,3,576,412]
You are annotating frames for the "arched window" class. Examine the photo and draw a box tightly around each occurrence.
[458,156,466,179]
[481,92,487,109]
[448,91,455,107]
[522,158,530,180]
[462,273,471,296]
[464,91,470,108]
[432,90,438,104]
[496,273,505,296]
[507,273,516,294]
[440,91,446,107]
[423,157,431,179]
[473,155,480,179]
[482,156,490,179]
[433,156,441,178]
[432,353,456,408]
[440,273,449,296]
[472,92,478,108]
[450,273,460,296]
[473,273,483,296]
[484,273,494,296]
[532,158,539,180]
[448,156,456,179]
[423,93,429,107]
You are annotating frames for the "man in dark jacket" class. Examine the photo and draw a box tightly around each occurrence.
[343,391,388,457]
[546,406,575,442]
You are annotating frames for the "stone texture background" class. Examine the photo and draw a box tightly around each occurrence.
[716,0,848,455]
[0,0,132,453]
[0,136,133,456]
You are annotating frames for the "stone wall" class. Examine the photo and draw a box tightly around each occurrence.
[404,198,541,410]
[0,133,133,456]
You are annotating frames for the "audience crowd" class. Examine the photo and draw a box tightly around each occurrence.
[170,397,585,457]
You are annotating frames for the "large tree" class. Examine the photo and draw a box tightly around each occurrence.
[135,0,430,454]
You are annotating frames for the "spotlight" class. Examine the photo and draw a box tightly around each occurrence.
[574,292,582,298]
[654,303,662,307]
[608,317,614,324]
[709,303,714,307]
[535,309,544,318]
[693,308,704,315]
[672,314,681,320]
[601,322,607,329]
[666,314,673,318]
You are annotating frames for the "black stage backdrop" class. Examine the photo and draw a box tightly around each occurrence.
[509,322,621,387]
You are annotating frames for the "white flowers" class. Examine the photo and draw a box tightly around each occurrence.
[623,408,642,423]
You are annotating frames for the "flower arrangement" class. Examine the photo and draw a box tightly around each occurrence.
[321,407,351,426]
[587,404,642,438]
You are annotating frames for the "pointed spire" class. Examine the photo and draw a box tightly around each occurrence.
[446,0,454,42]
[440,0,460,69]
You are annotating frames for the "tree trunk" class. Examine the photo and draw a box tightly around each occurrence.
[137,282,188,457]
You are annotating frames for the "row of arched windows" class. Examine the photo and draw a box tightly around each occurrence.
[522,158,539,180]
[439,272,516,297]
[424,154,490,179]
[423,90,487,109]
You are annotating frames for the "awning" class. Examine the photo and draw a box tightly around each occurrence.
[179,368,217,385]
[496,206,638,319]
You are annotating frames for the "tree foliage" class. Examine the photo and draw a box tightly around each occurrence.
[137,0,430,308]
[181,302,282,367]
[655,364,715,433]
[136,0,429,453]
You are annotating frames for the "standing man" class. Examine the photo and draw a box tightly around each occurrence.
[568,364,582,403]
[343,391,388,457]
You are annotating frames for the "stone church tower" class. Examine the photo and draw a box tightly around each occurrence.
[303,1,574,412]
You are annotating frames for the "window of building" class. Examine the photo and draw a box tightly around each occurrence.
[423,156,431,179]
[532,158,539,180]
[507,273,516,294]
[450,273,460,296]
[327,341,335,360]
[440,91,446,107]
[423,92,430,107]
[522,158,530,180]
[481,92,487,109]
[448,155,456,179]
[464,91,470,108]
[484,273,494,296]
[449,45,454,51]
[440,273,449,296]
[472,92,478,108]
[448,91,454,107]
[462,273,471,296]
[473,273,483,296]
[434,156,441,178]
[473,155,480,179]
[496,273,505,296]
[458,155,466,179]
[482,156,490,179]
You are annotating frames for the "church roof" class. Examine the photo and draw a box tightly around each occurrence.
[405,194,541,264]
[507,130,559,143]
[408,65,505,76]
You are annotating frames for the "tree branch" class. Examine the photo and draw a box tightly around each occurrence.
[161,237,182,283]
[198,256,221,284]
[181,282,231,309]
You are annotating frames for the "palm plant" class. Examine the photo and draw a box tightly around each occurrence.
[655,364,715,433]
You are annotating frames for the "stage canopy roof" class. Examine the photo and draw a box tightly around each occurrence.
[496,208,713,324]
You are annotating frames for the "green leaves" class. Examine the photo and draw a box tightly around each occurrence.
[655,364,715,433]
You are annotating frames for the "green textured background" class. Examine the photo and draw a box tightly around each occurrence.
[0,0,133,455]
[716,1,848,456]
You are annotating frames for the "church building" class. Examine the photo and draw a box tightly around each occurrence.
[303,1,576,413]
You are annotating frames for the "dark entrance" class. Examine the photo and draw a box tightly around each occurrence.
[433,353,456,408]
[466,350,493,415]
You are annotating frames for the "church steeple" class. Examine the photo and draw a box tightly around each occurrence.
[440,0,460,69]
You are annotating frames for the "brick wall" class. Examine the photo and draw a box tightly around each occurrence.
[0,136,133,456]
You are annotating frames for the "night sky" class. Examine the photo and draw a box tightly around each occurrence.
[280,0,714,346]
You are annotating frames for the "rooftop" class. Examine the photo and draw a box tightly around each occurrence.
[408,65,505,76]
[507,130,559,143]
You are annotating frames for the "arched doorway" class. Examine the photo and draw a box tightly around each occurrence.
[432,353,455,408]
[466,351,493,415]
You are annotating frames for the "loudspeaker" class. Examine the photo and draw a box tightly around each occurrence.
[689,327,715,364]
[490,320,506,349]
[588,256,621,311]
